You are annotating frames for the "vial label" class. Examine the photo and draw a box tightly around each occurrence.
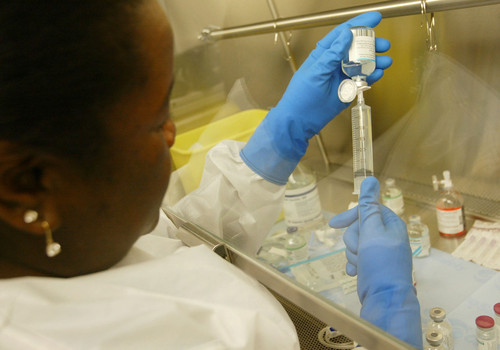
[477,338,497,350]
[409,237,424,257]
[349,35,375,62]
[382,195,404,215]
[284,183,323,227]
[436,207,464,235]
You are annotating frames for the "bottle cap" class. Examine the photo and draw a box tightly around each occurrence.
[442,170,453,190]
[338,79,358,103]
[494,303,500,316]
[425,330,443,346]
[429,307,446,322]
[409,215,421,224]
[287,226,298,234]
[476,315,495,329]
[385,178,395,187]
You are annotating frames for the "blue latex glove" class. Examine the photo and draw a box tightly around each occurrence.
[241,11,392,185]
[329,177,422,349]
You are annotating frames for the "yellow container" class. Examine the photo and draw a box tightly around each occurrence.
[170,109,267,193]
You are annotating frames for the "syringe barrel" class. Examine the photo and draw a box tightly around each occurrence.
[351,101,374,195]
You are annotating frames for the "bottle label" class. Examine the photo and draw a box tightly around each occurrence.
[436,207,464,235]
[284,183,323,227]
[409,237,423,257]
[349,35,375,62]
[477,338,497,350]
[382,194,404,215]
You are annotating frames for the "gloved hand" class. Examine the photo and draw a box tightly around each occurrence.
[241,11,392,185]
[329,177,422,349]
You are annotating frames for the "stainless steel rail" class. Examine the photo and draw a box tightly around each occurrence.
[199,0,500,41]
[164,208,415,349]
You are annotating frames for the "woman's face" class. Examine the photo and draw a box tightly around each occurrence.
[47,0,176,275]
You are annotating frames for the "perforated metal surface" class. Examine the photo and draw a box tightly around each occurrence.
[269,289,356,350]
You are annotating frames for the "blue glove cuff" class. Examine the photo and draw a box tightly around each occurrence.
[240,118,303,185]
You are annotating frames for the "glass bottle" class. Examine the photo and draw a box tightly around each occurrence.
[427,307,453,349]
[408,215,431,258]
[432,170,466,237]
[476,315,497,350]
[284,226,309,264]
[341,26,376,79]
[382,178,405,216]
[493,303,500,346]
[424,330,446,350]
[284,163,325,232]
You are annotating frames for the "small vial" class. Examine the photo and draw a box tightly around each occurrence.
[427,307,453,349]
[493,303,500,345]
[424,330,446,350]
[476,315,497,350]
[341,26,376,79]
[408,215,431,258]
[284,163,324,231]
[382,178,405,216]
[432,170,466,237]
[284,226,309,264]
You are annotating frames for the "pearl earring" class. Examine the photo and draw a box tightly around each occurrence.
[23,209,38,224]
[23,210,61,258]
[41,221,61,258]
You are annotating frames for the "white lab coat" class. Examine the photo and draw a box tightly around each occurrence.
[0,141,299,349]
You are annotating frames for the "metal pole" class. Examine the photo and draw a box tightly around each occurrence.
[199,0,500,41]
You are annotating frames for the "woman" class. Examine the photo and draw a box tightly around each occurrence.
[0,1,421,348]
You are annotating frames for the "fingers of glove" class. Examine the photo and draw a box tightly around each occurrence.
[329,206,359,228]
[380,205,409,243]
[358,177,385,238]
[346,261,358,276]
[312,28,352,75]
[317,12,382,49]
[375,37,391,53]
[305,12,382,66]
[342,221,360,254]
[366,69,384,85]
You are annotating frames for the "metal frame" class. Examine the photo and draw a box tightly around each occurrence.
[199,0,500,41]
[164,208,415,349]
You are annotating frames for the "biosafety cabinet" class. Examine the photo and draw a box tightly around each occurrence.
[162,1,500,349]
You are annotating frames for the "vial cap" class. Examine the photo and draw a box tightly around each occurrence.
[287,226,298,234]
[338,79,358,103]
[429,307,446,322]
[385,178,395,187]
[425,330,443,346]
[494,303,500,316]
[409,215,422,224]
[476,315,495,329]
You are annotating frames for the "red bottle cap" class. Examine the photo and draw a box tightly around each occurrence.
[494,303,500,316]
[476,315,495,329]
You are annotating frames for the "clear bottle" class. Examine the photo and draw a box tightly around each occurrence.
[382,178,405,216]
[427,307,453,349]
[284,226,309,264]
[341,26,376,79]
[432,170,466,238]
[408,215,431,258]
[493,303,500,346]
[284,163,325,232]
[424,330,446,350]
[476,315,497,350]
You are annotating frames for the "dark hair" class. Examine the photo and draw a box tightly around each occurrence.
[0,1,147,172]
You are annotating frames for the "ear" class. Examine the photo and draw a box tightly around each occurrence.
[0,142,60,235]
[163,118,176,147]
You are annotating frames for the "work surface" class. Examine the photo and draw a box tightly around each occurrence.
[312,173,500,349]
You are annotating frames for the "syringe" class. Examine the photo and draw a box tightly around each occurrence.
[338,77,373,195]
[351,80,373,195]
[338,26,376,196]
